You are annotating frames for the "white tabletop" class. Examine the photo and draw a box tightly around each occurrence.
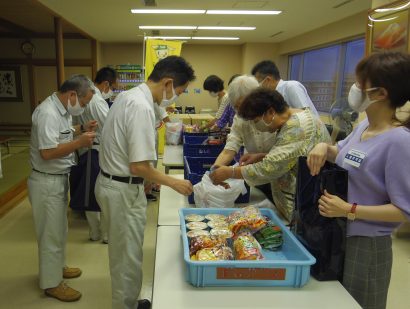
[162,145,184,167]
[152,226,361,309]
[158,175,269,226]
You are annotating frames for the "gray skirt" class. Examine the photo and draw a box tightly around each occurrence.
[343,235,392,309]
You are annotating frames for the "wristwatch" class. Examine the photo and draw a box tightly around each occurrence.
[347,203,357,221]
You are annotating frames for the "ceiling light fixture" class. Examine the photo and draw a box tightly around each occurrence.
[375,1,410,12]
[131,9,205,14]
[139,26,197,30]
[197,26,255,30]
[145,36,191,40]
[191,37,240,40]
[368,15,397,22]
[206,10,281,15]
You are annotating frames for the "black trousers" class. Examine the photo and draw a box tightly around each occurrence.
[69,149,101,212]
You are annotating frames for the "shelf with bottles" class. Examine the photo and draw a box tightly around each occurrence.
[111,64,144,94]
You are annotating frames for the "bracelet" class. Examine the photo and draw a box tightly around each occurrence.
[231,166,235,179]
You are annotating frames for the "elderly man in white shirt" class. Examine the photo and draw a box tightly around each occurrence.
[252,60,320,118]
[28,75,96,302]
[95,56,195,309]
[69,67,117,243]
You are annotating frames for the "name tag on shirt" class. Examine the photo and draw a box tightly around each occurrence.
[344,149,366,168]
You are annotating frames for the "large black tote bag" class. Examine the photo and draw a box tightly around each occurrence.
[292,156,348,281]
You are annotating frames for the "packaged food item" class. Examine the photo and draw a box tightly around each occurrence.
[189,235,226,256]
[254,223,283,251]
[186,222,208,231]
[185,214,205,222]
[187,229,210,238]
[210,228,233,239]
[227,206,267,234]
[233,233,264,260]
[205,214,227,221]
[207,220,228,229]
[196,245,233,261]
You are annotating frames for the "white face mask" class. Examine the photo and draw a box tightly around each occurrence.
[67,94,85,116]
[258,77,268,87]
[348,83,379,112]
[161,81,178,107]
[102,88,113,100]
[209,91,218,98]
[254,113,274,132]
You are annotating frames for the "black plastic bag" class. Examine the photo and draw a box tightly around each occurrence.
[292,156,348,281]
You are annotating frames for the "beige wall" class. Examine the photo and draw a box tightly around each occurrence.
[100,43,143,67]
[241,43,279,75]
[0,38,93,124]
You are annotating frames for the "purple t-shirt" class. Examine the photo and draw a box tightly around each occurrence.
[336,119,410,237]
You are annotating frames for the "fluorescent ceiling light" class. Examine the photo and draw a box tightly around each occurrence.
[375,1,410,12]
[131,9,205,14]
[206,10,281,15]
[139,26,196,30]
[145,36,191,40]
[368,15,397,22]
[197,26,255,30]
[191,37,239,40]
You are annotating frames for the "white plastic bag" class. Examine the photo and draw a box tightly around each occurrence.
[165,120,183,145]
[193,172,247,208]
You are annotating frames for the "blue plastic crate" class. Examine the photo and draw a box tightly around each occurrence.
[183,135,225,157]
[184,156,250,204]
[179,208,316,287]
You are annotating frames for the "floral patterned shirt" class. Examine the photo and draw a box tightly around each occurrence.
[242,109,331,221]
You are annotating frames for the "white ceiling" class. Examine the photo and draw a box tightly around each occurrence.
[38,0,372,44]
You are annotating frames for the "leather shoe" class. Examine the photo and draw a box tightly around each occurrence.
[63,266,82,279]
[45,281,81,302]
[138,299,151,309]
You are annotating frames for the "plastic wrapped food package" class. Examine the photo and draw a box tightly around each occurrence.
[185,214,205,222]
[254,223,283,251]
[205,214,227,221]
[189,235,227,256]
[233,232,264,260]
[186,221,208,230]
[210,228,233,239]
[195,245,234,261]
[187,229,210,238]
[227,206,268,234]
[207,220,228,229]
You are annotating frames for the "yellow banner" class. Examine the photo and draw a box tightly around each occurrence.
[145,39,183,81]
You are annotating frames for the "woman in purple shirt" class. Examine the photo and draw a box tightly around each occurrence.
[307,51,410,309]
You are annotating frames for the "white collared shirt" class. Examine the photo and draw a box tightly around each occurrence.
[153,103,168,127]
[30,93,75,174]
[276,79,319,117]
[225,115,276,154]
[73,85,109,153]
[99,83,157,176]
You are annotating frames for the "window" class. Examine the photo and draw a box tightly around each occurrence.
[289,38,365,113]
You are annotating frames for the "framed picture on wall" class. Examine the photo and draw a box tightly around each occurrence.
[0,66,23,102]
[366,0,410,54]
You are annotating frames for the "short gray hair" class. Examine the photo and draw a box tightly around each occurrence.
[228,75,259,107]
[59,74,94,97]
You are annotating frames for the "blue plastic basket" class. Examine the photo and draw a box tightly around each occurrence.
[179,208,316,287]
[183,135,225,157]
[184,156,250,204]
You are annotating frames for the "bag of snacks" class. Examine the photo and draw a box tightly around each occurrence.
[227,206,267,234]
[195,245,234,261]
[233,232,264,260]
[189,235,227,256]
[254,222,283,251]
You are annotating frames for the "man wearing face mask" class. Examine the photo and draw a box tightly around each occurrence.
[69,67,117,244]
[252,60,320,118]
[28,75,96,302]
[95,56,195,309]
[201,75,229,130]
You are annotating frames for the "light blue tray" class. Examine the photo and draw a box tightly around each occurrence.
[179,208,316,287]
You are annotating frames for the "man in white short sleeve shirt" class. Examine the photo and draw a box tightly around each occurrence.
[95,56,195,309]
[28,75,96,302]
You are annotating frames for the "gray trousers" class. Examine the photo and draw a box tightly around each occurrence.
[28,171,69,289]
[95,174,147,309]
[343,235,392,309]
